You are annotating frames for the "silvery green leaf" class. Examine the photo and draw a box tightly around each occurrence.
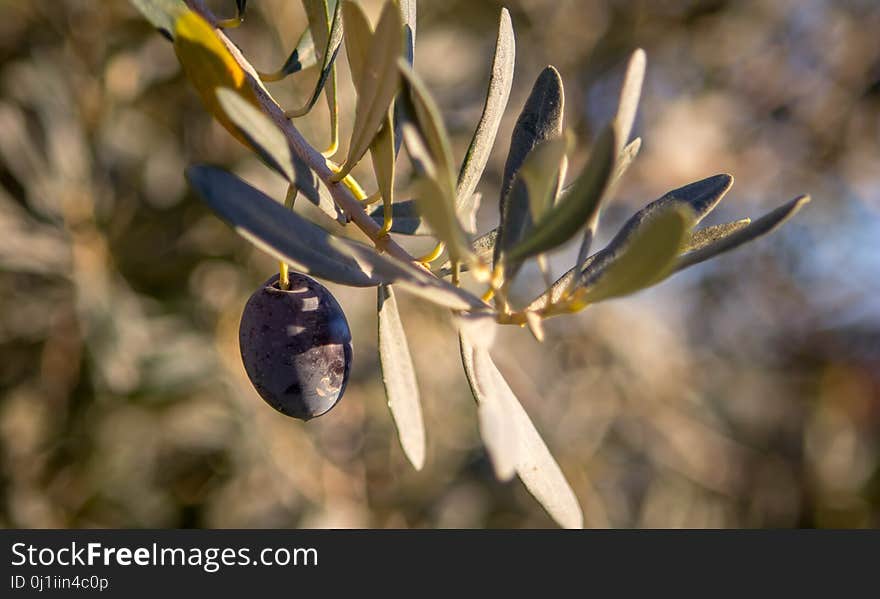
[285,0,343,117]
[378,285,425,471]
[456,8,515,210]
[460,333,517,481]
[578,204,695,304]
[398,62,474,262]
[436,225,496,277]
[504,124,617,264]
[459,333,583,529]
[530,172,735,310]
[369,200,429,235]
[303,0,340,146]
[614,49,645,153]
[275,28,317,77]
[495,136,568,280]
[341,0,370,86]
[186,165,379,286]
[682,218,750,254]
[370,110,397,220]
[675,195,809,272]
[336,1,403,179]
[215,88,343,223]
[130,0,187,40]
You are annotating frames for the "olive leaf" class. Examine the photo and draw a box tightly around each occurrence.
[675,195,810,272]
[494,66,565,268]
[272,28,318,78]
[460,332,518,481]
[335,0,403,180]
[496,136,569,281]
[530,173,737,309]
[398,61,475,263]
[682,218,750,254]
[459,333,584,529]
[503,124,617,265]
[304,0,340,151]
[187,165,488,311]
[215,88,343,223]
[370,110,396,226]
[187,165,378,286]
[378,285,426,471]
[456,8,515,211]
[130,0,187,40]
[284,0,343,118]
[577,204,695,305]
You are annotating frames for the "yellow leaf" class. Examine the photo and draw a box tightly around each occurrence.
[173,10,259,145]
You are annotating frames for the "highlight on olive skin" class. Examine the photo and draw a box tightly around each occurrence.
[238,273,352,420]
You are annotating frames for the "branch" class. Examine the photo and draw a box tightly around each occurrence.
[185,0,419,266]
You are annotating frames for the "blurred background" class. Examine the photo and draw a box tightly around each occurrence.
[1,0,878,528]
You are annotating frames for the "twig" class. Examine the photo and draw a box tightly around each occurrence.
[185,0,419,266]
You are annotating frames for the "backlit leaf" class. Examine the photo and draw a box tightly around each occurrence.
[682,218,750,254]
[336,1,403,179]
[460,333,583,528]
[130,0,187,40]
[285,0,344,117]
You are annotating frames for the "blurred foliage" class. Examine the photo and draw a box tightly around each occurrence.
[1,0,879,528]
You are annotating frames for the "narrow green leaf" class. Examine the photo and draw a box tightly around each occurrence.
[614,48,645,153]
[398,62,474,262]
[495,136,569,281]
[216,88,342,223]
[682,218,750,254]
[498,66,565,227]
[504,124,617,264]
[336,1,404,179]
[578,204,695,304]
[130,0,187,40]
[303,0,340,150]
[186,165,378,286]
[456,8,515,210]
[341,0,370,85]
[285,0,343,117]
[459,333,584,529]
[530,172,736,310]
[675,195,809,272]
[378,285,425,471]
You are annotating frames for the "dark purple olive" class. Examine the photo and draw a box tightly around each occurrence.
[238,273,352,420]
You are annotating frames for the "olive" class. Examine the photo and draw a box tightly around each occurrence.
[238,273,352,420]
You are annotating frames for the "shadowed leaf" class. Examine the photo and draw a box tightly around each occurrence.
[495,66,564,267]
[378,285,425,471]
[614,49,645,153]
[369,200,427,235]
[504,124,617,264]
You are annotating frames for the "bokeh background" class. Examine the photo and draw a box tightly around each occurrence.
[1,0,879,528]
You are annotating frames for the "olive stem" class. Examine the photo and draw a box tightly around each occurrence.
[185,0,424,269]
